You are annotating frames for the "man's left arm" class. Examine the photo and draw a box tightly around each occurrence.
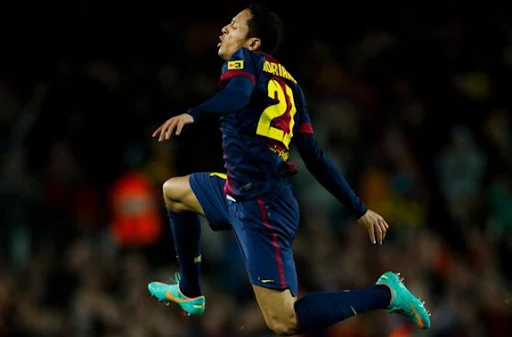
[293,86,388,244]
[295,132,367,218]
[295,132,389,244]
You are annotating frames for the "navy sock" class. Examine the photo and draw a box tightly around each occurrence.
[167,210,202,298]
[294,285,391,333]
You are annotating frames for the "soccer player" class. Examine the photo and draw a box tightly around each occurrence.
[148,4,430,336]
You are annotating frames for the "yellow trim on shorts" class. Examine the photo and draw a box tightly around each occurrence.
[209,172,227,180]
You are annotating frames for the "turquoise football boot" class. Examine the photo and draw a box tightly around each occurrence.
[147,273,205,316]
[376,271,431,329]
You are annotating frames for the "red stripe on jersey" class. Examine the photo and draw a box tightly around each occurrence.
[219,70,255,87]
[298,122,314,134]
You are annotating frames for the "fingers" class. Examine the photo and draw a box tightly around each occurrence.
[381,218,389,241]
[156,119,177,142]
[367,226,376,245]
[164,119,178,140]
[152,125,163,138]
[373,223,384,245]
[154,117,188,141]
[153,115,194,141]
[158,122,168,142]
[376,218,389,245]
[153,122,169,141]
[367,217,389,245]
[157,122,168,142]
[360,211,390,246]
[175,120,184,136]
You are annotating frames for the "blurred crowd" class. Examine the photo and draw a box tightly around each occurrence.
[1,2,512,337]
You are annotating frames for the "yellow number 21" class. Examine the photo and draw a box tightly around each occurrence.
[256,79,297,149]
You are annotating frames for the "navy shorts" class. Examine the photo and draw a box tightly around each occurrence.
[190,172,300,296]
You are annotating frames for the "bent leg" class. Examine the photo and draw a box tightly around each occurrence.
[162,175,203,297]
[162,173,231,298]
[162,175,204,214]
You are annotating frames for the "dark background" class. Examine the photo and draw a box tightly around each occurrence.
[1,2,511,336]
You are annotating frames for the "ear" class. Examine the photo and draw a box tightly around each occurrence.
[247,37,261,51]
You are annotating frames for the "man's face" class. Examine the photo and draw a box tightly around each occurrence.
[218,9,257,60]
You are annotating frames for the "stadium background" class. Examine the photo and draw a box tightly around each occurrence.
[1,2,512,336]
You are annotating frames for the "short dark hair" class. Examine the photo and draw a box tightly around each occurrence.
[245,4,283,54]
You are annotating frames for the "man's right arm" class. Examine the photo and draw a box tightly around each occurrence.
[187,74,254,122]
[188,47,258,122]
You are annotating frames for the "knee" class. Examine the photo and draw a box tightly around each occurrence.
[265,312,298,336]
[162,176,188,212]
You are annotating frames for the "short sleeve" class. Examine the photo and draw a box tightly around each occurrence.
[219,48,258,88]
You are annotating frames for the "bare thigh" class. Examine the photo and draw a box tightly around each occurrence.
[162,175,205,215]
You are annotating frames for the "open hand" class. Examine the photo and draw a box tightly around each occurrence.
[152,113,195,141]
[357,209,389,245]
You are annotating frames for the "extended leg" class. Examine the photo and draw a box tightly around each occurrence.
[253,272,430,336]
[228,194,429,335]
[252,279,392,335]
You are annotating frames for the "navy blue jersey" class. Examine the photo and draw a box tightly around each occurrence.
[188,48,367,216]
[216,48,313,198]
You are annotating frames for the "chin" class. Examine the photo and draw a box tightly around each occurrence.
[218,49,229,60]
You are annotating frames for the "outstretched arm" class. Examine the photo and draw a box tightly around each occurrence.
[187,74,254,121]
[295,132,367,218]
[152,75,254,141]
[295,132,389,244]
